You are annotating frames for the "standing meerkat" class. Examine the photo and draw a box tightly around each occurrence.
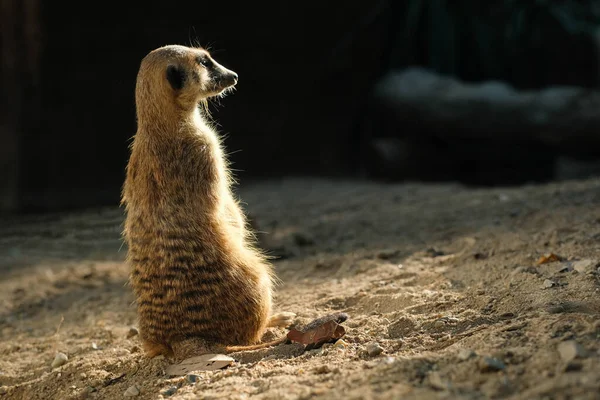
[121,44,293,360]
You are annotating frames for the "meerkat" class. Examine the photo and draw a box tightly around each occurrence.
[121,44,293,360]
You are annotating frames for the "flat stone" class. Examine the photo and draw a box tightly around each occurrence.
[124,385,140,397]
[543,279,555,289]
[573,259,596,273]
[557,340,587,362]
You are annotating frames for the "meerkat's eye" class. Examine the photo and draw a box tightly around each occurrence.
[197,56,212,68]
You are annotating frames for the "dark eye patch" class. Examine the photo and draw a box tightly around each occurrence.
[166,65,186,90]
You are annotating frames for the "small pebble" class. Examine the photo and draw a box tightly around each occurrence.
[51,352,68,368]
[161,386,178,397]
[428,371,446,390]
[333,339,347,349]
[127,327,139,339]
[366,342,384,357]
[91,342,99,350]
[573,259,596,273]
[543,279,555,289]
[458,349,476,361]
[186,374,200,384]
[313,365,331,374]
[478,357,505,372]
[557,340,587,362]
[124,385,140,397]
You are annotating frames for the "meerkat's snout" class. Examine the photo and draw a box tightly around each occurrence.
[211,66,238,91]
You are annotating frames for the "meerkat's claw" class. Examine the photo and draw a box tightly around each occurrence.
[267,312,296,328]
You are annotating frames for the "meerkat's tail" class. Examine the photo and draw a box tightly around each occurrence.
[224,336,289,353]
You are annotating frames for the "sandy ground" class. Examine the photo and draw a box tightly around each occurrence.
[1,178,600,399]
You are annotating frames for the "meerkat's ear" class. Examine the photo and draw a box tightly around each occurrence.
[166,65,186,90]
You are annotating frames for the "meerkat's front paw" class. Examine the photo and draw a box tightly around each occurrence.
[267,312,296,328]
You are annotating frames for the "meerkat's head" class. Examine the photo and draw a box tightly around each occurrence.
[136,45,238,115]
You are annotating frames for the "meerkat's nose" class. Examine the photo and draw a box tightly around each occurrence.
[230,72,238,84]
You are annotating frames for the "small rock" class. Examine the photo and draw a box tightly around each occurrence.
[557,340,587,362]
[124,385,140,397]
[0,386,7,395]
[543,279,555,289]
[573,259,596,274]
[51,352,68,368]
[313,365,331,374]
[186,374,200,384]
[333,339,347,349]
[91,342,99,350]
[428,371,446,390]
[556,263,574,273]
[130,345,140,353]
[458,349,476,361]
[80,373,87,379]
[127,327,139,339]
[161,386,178,397]
[366,342,384,357]
[478,357,505,372]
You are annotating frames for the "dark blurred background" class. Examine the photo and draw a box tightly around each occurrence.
[2,0,600,214]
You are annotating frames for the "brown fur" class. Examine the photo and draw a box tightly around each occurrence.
[121,45,290,360]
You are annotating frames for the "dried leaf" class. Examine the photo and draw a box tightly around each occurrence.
[287,312,348,350]
[166,354,234,376]
[536,253,562,265]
